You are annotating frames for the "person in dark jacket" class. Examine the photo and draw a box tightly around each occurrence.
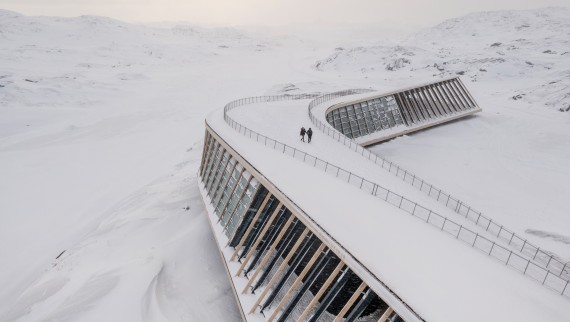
[300,127,306,142]
[307,128,313,143]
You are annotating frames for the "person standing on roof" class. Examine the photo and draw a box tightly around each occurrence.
[307,128,313,143]
[300,127,306,142]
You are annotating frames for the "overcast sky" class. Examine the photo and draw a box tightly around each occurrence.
[1,0,569,27]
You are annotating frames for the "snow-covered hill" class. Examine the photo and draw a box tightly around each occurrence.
[314,7,570,111]
[0,10,303,322]
[1,6,569,322]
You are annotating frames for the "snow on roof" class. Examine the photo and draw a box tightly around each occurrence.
[206,98,570,322]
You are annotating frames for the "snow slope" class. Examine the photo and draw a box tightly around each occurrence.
[314,7,570,112]
[311,7,570,261]
[1,6,569,321]
[0,9,330,321]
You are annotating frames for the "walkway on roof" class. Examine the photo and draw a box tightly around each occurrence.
[206,98,570,322]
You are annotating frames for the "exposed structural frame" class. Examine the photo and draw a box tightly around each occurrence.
[199,124,421,322]
[324,77,481,146]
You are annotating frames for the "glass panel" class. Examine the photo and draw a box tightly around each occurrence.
[212,158,236,206]
[202,142,219,183]
[206,151,228,191]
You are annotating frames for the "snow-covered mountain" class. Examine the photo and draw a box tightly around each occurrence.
[1,6,569,322]
[314,7,570,111]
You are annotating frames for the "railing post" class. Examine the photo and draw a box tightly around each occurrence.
[523,260,530,274]
[506,251,512,265]
[533,247,540,260]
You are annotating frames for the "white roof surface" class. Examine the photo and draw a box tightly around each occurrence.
[207,99,570,322]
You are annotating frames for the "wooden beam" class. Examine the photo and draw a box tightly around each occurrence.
[229,193,272,261]
[333,282,367,322]
[297,262,345,321]
[248,228,310,314]
[378,307,394,322]
[217,167,246,221]
[242,215,295,293]
[267,243,327,322]
[236,203,282,276]
[218,175,253,224]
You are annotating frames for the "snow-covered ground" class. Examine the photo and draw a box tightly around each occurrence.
[1,6,569,321]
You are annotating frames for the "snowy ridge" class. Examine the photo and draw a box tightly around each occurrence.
[0,11,276,109]
[314,7,570,111]
[220,93,569,299]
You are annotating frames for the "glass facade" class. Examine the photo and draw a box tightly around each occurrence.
[326,96,403,139]
[199,130,401,322]
[326,77,478,139]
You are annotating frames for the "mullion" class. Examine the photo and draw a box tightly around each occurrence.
[393,94,412,125]
[220,174,253,225]
[205,148,226,191]
[449,79,472,109]
[212,159,237,206]
[413,88,434,119]
[419,87,440,117]
[457,78,478,107]
[201,140,218,183]
[217,167,246,218]
[434,83,458,112]
[224,183,260,237]
[245,208,290,276]
[228,187,269,246]
[251,219,304,293]
[448,79,470,110]
[405,91,424,122]
[214,163,242,213]
[443,81,465,111]
[440,81,463,111]
[207,152,231,196]
[432,84,453,114]
[344,289,376,322]
[238,196,279,261]
[202,141,221,186]
[199,132,212,177]
[426,85,447,115]
[277,250,333,322]
[260,235,319,312]
[308,268,352,322]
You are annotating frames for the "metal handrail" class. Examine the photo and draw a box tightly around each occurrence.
[221,93,569,298]
[307,90,570,280]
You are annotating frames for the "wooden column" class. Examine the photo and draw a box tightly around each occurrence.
[297,262,345,321]
[333,283,367,322]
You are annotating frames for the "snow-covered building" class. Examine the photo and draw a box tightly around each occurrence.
[198,79,570,322]
[322,77,481,146]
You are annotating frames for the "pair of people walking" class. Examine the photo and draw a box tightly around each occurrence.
[300,127,313,143]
